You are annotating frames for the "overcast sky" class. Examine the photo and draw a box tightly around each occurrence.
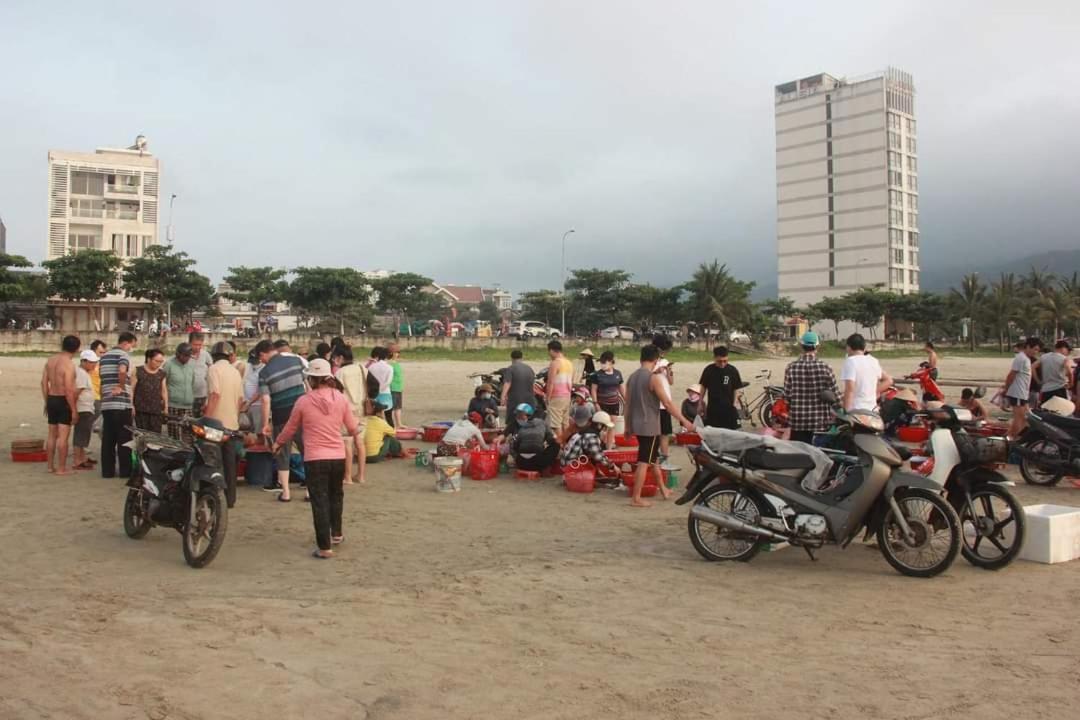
[1,1,1077,294]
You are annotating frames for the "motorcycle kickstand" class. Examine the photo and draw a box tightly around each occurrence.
[802,545,817,561]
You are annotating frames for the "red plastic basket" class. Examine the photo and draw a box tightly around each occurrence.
[620,468,664,497]
[674,432,701,446]
[614,434,639,447]
[468,449,500,480]
[604,448,638,465]
[896,425,930,443]
[422,425,450,443]
[11,451,47,463]
[564,467,596,493]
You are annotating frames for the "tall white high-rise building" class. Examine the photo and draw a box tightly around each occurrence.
[775,68,919,313]
[46,136,160,261]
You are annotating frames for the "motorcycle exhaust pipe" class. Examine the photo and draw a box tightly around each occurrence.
[689,505,788,543]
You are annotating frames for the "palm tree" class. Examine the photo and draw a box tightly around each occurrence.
[1036,286,1077,342]
[950,273,987,351]
[1060,272,1080,340]
[1020,266,1057,338]
[987,273,1018,352]
[687,260,754,332]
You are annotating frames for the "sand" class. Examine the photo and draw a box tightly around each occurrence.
[1,354,1079,720]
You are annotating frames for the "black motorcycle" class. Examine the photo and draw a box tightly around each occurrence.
[676,392,961,578]
[123,417,238,568]
[467,367,548,417]
[1016,409,1080,486]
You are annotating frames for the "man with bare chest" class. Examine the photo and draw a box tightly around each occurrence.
[41,335,81,475]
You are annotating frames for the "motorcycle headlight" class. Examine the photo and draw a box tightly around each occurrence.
[191,424,226,443]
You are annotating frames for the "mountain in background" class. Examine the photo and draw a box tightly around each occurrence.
[750,248,1080,302]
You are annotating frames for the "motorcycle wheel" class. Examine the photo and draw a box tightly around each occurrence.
[123,489,152,539]
[877,488,960,578]
[182,487,228,569]
[759,398,787,430]
[956,484,1025,570]
[1018,440,1063,486]
[687,485,767,563]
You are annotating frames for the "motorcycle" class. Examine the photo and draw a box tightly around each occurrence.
[1015,402,1080,487]
[909,404,1025,570]
[467,367,548,417]
[881,364,944,405]
[122,416,239,568]
[676,391,961,578]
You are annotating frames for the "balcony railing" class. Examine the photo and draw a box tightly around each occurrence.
[106,209,139,220]
[107,184,139,194]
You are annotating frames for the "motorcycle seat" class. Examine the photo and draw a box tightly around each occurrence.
[742,447,816,471]
[1040,412,1080,434]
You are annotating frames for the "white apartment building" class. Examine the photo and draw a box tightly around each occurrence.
[775,68,919,314]
[0,214,6,253]
[46,136,160,261]
[46,136,160,329]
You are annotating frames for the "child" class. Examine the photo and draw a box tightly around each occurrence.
[364,402,403,463]
[388,344,404,428]
[959,388,987,420]
[682,384,703,424]
[467,384,500,428]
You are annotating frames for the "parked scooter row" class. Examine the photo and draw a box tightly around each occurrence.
[1015,397,1080,487]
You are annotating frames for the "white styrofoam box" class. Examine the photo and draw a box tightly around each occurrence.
[1019,504,1080,564]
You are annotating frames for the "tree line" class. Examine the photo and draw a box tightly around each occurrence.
[2,248,1077,346]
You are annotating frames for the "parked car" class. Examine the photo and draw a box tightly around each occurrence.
[508,320,560,339]
[211,324,237,336]
[599,326,640,341]
[728,330,751,344]
[649,324,696,341]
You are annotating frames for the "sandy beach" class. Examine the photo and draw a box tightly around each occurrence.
[1,353,1079,720]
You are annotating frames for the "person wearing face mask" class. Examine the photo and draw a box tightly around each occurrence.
[468,383,500,428]
[682,384,703,424]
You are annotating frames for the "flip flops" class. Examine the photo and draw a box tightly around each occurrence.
[311,550,333,559]
[277,495,291,503]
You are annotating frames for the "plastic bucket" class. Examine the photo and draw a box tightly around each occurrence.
[433,457,464,493]
[612,415,626,436]
[468,449,500,480]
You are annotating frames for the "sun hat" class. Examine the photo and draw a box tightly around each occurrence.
[572,386,591,400]
[800,331,820,347]
[1042,396,1076,416]
[304,358,333,378]
[479,383,494,394]
[579,348,595,358]
[686,383,703,395]
[80,350,100,363]
[893,387,919,404]
[591,411,615,428]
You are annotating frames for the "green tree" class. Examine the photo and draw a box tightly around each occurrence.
[518,290,563,327]
[844,287,898,339]
[987,273,1019,352]
[1036,286,1076,341]
[287,267,370,336]
[371,272,441,336]
[624,284,684,329]
[811,296,853,340]
[222,266,289,311]
[950,273,987,351]
[0,252,35,303]
[565,268,633,334]
[122,245,213,324]
[477,300,501,325]
[43,249,122,331]
[759,296,797,320]
[686,261,755,332]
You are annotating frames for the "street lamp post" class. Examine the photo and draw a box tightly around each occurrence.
[166,193,178,244]
[561,228,575,336]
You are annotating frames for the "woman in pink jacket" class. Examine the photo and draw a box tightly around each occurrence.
[272,359,361,559]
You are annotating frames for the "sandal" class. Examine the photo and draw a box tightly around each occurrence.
[311,550,333,559]
[277,495,292,503]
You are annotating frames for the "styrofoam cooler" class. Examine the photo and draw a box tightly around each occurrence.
[1019,504,1080,564]
[613,415,625,436]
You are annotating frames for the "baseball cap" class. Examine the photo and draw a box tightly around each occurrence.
[591,411,615,428]
[304,358,333,378]
[800,331,820,347]
[80,350,100,363]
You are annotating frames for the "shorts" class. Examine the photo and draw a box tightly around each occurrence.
[1005,396,1028,408]
[636,435,661,465]
[392,391,403,410]
[73,412,95,447]
[1042,388,1068,403]
[272,422,304,469]
[46,396,72,425]
[547,397,571,431]
[659,410,673,436]
[599,402,620,416]
[375,392,393,411]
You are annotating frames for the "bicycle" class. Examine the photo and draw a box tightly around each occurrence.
[736,370,789,429]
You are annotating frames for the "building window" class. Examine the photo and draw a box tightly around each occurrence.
[908,213,918,229]
[908,194,918,211]
[889,151,901,169]
[888,113,900,131]
[107,174,140,193]
[894,248,904,264]
[69,198,103,218]
[126,234,140,257]
[906,118,916,134]
[909,251,919,267]
[890,208,903,225]
[889,132,901,149]
[891,268,903,286]
[68,233,98,251]
[890,228,903,245]
[908,231,919,248]
[105,201,139,220]
[907,156,918,173]
[141,235,152,252]
[890,190,902,207]
[906,137,917,154]
[889,170,903,187]
[907,175,918,191]
[70,172,105,196]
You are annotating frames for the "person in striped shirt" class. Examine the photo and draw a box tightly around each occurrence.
[259,340,308,501]
[99,332,137,478]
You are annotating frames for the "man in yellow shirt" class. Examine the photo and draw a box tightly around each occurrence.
[364,401,402,463]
